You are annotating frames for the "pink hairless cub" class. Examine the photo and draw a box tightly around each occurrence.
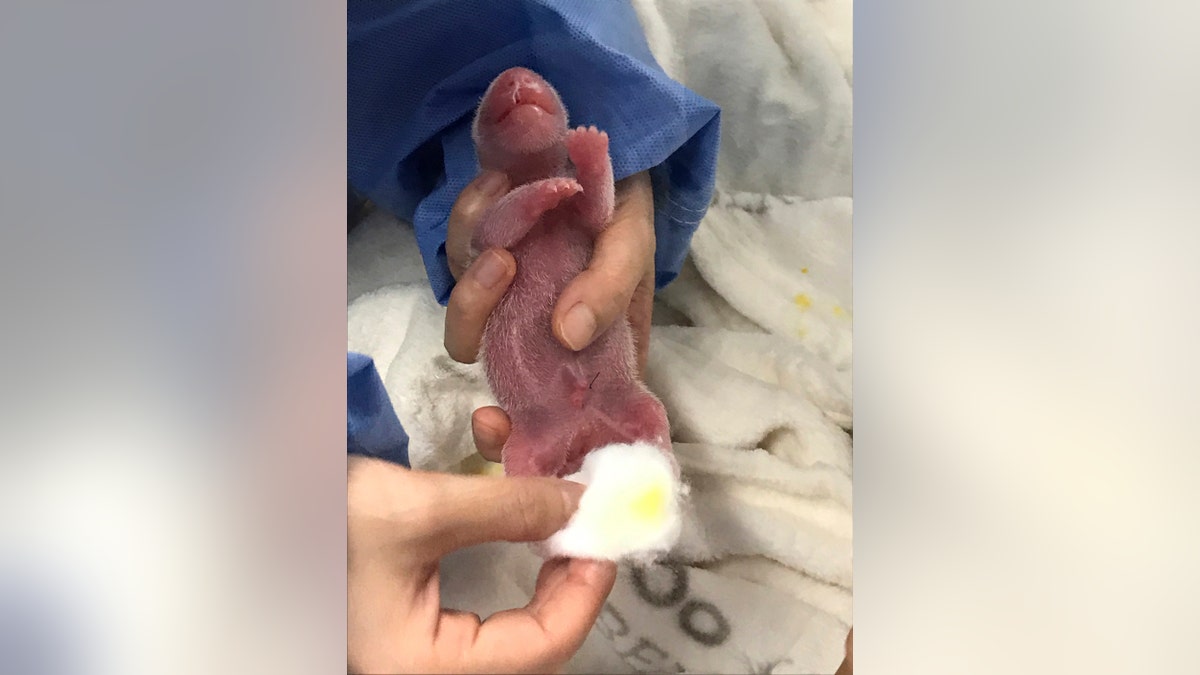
[469,66,673,479]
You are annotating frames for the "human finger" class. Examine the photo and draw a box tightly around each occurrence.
[626,265,655,376]
[835,628,853,675]
[551,178,654,352]
[465,558,617,673]
[444,248,516,363]
[412,473,585,561]
[471,406,510,463]
[446,170,510,280]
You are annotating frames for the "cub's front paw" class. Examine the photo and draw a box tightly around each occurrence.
[566,125,610,176]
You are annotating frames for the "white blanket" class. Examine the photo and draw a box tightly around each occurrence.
[348,0,852,672]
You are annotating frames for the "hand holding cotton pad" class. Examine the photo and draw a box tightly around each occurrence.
[540,441,686,562]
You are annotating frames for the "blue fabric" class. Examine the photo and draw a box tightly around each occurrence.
[347,353,410,467]
[348,0,722,304]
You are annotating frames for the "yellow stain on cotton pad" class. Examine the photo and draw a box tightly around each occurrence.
[542,441,683,561]
[629,483,668,522]
[793,293,812,310]
[832,305,846,317]
[801,267,809,274]
[595,480,668,542]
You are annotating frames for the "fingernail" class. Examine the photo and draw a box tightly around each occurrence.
[579,559,612,585]
[477,171,508,196]
[474,251,509,289]
[560,303,596,350]
[560,480,586,513]
[471,415,498,441]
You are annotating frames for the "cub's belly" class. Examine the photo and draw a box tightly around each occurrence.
[483,289,634,412]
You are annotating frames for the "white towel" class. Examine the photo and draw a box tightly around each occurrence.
[688,193,853,372]
[348,0,854,671]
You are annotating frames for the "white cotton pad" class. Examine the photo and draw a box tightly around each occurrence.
[541,441,685,562]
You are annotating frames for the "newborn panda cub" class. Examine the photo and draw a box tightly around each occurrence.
[470,67,683,560]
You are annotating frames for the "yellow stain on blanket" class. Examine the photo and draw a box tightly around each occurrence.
[461,453,506,476]
[793,293,812,310]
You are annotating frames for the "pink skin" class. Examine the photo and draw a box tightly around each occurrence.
[470,67,672,478]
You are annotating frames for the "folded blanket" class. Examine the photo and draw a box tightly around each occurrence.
[348,0,853,671]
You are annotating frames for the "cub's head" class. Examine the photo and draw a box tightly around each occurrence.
[472,67,570,172]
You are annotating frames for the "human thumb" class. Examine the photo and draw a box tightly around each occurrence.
[446,170,510,280]
[418,473,585,560]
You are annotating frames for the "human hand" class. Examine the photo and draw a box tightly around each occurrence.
[443,169,656,376]
[348,456,618,674]
[551,170,656,375]
[834,628,853,675]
